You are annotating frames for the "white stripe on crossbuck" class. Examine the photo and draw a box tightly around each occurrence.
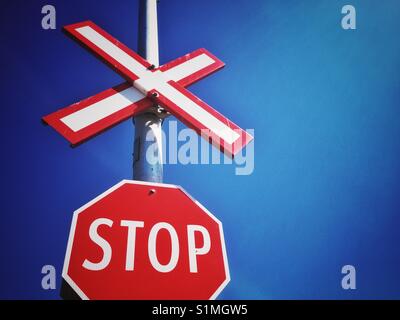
[155,82,241,145]
[60,53,216,132]
[75,26,148,78]
[61,87,145,131]
[162,54,215,82]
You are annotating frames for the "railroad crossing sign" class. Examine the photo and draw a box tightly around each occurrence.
[42,21,253,157]
[62,180,230,300]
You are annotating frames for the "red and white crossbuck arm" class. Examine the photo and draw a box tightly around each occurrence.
[42,21,253,157]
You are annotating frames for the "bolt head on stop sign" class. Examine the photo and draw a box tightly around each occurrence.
[62,180,230,300]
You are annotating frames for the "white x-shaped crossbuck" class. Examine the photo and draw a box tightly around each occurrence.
[43,21,253,157]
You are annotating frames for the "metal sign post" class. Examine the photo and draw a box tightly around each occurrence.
[133,0,165,183]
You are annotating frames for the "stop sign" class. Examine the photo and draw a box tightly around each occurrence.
[62,180,230,299]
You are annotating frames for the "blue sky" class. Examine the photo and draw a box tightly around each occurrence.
[1,0,400,299]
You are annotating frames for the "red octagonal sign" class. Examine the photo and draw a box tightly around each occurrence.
[62,180,230,299]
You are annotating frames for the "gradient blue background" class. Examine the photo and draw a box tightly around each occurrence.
[1,0,399,299]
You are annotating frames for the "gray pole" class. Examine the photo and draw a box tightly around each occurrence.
[133,0,166,182]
